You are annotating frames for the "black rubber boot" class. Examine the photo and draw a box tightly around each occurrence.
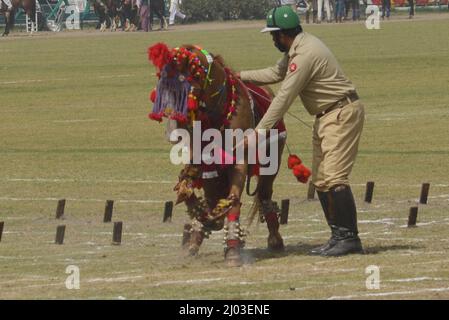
[309,190,338,255]
[320,185,364,257]
[321,227,363,257]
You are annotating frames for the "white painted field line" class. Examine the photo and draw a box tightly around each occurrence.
[0,78,68,85]
[0,74,135,86]
[386,277,446,283]
[358,219,396,225]
[155,233,182,238]
[52,119,101,123]
[197,279,361,299]
[87,275,144,283]
[408,258,449,266]
[428,194,449,199]
[327,287,449,300]
[149,268,362,289]
[3,178,174,184]
[6,276,149,291]
[4,283,63,290]
[398,194,449,203]
[288,217,406,225]
[0,196,165,203]
[147,263,312,279]
[0,276,52,285]
[52,117,139,123]
[399,220,449,228]
[151,277,225,287]
[4,178,449,195]
[3,177,449,188]
[97,74,134,79]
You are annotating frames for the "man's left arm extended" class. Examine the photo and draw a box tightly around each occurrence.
[255,55,313,131]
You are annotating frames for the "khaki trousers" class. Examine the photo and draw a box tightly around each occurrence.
[312,100,365,192]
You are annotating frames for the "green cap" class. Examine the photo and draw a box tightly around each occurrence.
[261,6,300,33]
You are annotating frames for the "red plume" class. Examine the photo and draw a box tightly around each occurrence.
[148,43,173,71]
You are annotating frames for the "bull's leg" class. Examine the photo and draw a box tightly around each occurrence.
[256,136,286,251]
[224,164,247,267]
[182,219,210,256]
[182,223,192,249]
[182,175,228,256]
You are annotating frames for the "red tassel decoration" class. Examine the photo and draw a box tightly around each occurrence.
[171,113,188,124]
[289,155,311,184]
[287,154,302,169]
[149,89,157,103]
[148,112,164,122]
[187,94,198,111]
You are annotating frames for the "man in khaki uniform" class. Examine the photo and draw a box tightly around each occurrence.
[238,5,365,256]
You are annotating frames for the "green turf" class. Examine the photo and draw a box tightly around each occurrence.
[0,17,449,299]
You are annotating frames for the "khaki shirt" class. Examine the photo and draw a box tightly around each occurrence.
[240,32,356,130]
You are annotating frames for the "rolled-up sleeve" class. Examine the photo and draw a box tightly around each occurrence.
[255,54,313,130]
[240,55,289,85]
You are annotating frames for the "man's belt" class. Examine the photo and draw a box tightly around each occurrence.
[316,92,359,119]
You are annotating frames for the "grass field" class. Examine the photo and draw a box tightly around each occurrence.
[1,15,449,299]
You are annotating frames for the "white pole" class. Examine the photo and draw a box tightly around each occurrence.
[35,1,38,32]
[34,0,39,32]
[26,13,31,33]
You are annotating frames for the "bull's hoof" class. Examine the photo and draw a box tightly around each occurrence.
[182,227,204,257]
[2,32,8,37]
[181,224,192,249]
[224,247,242,267]
[185,245,200,257]
[267,232,285,252]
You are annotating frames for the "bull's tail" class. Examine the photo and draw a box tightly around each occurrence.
[246,190,261,228]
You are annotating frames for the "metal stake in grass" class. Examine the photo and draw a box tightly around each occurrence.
[55,225,66,244]
[364,181,375,203]
[307,182,315,200]
[408,207,418,227]
[163,201,173,223]
[0,221,4,242]
[280,199,290,225]
[112,221,123,245]
[419,183,430,204]
[103,200,114,223]
[56,199,66,219]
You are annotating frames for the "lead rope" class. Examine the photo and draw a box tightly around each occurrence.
[245,86,312,130]
[244,85,311,162]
